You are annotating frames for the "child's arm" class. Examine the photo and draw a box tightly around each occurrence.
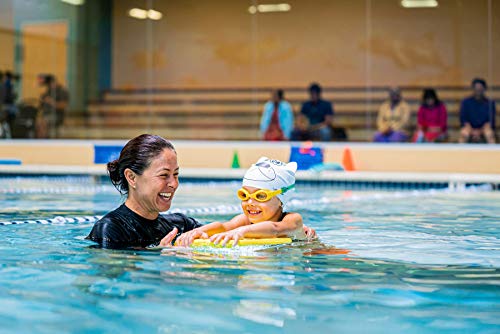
[175,214,249,246]
[210,212,305,246]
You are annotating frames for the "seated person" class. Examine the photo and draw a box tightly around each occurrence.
[373,87,410,143]
[290,113,312,141]
[459,78,496,144]
[292,83,334,141]
[176,157,306,247]
[37,74,69,138]
[260,89,294,141]
[413,88,448,142]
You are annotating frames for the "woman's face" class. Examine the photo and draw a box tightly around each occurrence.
[130,148,179,217]
[240,186,282,224]
[425,97,435,106]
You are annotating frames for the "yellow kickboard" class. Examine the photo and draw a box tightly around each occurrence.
[191,238,292,248]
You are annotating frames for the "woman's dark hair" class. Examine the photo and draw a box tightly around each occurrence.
[107,134,176,195]
[422,88,441,106]
[276,89,284,100]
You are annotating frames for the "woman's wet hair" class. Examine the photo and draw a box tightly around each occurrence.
[107,134,176,195]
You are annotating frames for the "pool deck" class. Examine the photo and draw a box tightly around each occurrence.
[1,164,499,189]
[0,140,499,179]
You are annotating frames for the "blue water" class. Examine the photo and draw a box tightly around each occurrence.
[0,177,499,333]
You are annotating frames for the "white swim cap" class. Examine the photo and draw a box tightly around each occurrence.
[242,157,297,209]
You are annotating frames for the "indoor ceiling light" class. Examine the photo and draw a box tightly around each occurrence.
[248,3,291,14]
[401,0,438,8]
[61,0,85,5]
[147,9,163,20]
[129,8,148,19]
[128,8,163,20]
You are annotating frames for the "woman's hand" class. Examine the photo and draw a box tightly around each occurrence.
[303,225,317,241]
[159,227,178,247]
[175,228,209,247]
[210,227,247,247]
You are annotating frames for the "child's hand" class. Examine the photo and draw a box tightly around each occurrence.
[303,225,317,240]
[175,229,209,247]
[210,228,247,247]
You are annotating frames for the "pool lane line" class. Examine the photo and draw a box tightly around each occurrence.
[0,184,493,226]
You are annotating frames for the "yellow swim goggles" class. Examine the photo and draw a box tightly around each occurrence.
[237,184,295,202]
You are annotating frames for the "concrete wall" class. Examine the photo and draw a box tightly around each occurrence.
[0,0,112,110]
[0,1,14,71]
[112,0,500,89]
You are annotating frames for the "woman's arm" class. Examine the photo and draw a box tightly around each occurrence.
[175,214,249,246]
[210,213,305,246]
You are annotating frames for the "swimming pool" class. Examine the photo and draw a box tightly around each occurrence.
[1,176,499,333]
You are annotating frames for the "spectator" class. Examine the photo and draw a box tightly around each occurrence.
[3,71,18,107]
[459,78,496,144]
[2,71,19,138]
[290,114,312,141]
[260,89,294,141]
[0,71,4,103]
[293,83,334,141]
[37,74,69,138]
[373,87,410,143]
[413,88,447,142]
[0,71,6,138]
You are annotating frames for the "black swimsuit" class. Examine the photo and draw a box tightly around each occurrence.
[86,204,202,249]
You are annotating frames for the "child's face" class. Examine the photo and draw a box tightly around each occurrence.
[240,186,282,224]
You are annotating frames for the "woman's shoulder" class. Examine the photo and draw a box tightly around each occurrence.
[97,204,130,222]
[86,211,128,242]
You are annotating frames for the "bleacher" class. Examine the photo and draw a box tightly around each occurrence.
[61,86,500,141]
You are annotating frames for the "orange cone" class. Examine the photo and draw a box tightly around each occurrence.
[342,147,356,171]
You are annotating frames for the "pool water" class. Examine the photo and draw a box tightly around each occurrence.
[0,177,499,333]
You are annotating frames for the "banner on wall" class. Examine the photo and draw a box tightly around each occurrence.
[93,145,123,164]
[289,144,324,170]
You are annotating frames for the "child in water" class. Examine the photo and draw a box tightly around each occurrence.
[176,157,306,247]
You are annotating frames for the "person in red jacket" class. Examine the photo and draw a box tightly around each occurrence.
[413,88,448,143]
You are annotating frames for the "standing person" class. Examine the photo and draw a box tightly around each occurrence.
[0,71,6,138]
[86,134,316,249]
[3,71,18,107]
[373,87,411,143]
[459,78,496,144]
[295,83,334,141]
[2,71,19,138]
[413,88,448,142]
[38,74,69,138]
[260,89,294,141]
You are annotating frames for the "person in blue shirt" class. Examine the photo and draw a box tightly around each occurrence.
[260,89,294,141]
[459,78,496,144]
[294,83,334,141]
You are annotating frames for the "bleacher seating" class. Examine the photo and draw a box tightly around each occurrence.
[61,86,499,141]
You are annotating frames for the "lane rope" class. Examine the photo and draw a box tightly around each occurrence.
[0,184,492,226]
